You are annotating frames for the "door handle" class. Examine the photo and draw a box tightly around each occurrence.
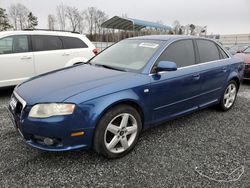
[21,56,32,60]
[192,74,200,80]
[222,67,228,72]
[62,53,70,56]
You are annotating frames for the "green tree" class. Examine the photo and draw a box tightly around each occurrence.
[27,12,38,29]
[0,8,12,31]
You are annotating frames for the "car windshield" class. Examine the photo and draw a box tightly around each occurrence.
[230,45,249,52]
[90,39,163,72]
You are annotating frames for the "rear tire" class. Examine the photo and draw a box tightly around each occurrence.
[93,105,142,159]
[218,80,238,111]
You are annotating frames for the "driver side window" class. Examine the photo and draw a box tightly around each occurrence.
[157,39,196,68]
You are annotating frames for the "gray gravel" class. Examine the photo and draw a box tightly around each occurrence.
[0,83,250,187]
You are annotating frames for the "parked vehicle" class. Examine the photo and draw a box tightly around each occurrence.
[0,30,97,87]
[234,45,250,80]
[228,44,250,55]
[8,35,244,158]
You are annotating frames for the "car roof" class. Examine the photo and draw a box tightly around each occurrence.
[130,35,201,41]
[0,30,86,37]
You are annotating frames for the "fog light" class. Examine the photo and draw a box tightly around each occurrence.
[44,138,54,146]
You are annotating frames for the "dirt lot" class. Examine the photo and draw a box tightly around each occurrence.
[0,83,249,187]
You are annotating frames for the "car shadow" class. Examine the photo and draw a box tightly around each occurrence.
[0,87,14,96]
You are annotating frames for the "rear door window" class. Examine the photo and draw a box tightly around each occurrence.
[32,35,63,51]
[0,35,29,54]
[196,39,220,63]
[157,39,195,68]
[61,36,88,49]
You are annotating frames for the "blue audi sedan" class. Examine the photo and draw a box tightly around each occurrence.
[8,35,244,158]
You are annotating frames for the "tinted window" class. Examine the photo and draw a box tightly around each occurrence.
[157,40,195,68]
[32,35,63,51]
[0,35,29,54]
[197,40,220,63]
[61,36,88,49]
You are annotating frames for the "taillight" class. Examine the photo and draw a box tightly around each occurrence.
[92,48,98,55]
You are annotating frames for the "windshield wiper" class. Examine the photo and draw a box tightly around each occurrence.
[96,64,126,72]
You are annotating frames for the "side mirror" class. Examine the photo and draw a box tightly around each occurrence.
[156,61,177,72]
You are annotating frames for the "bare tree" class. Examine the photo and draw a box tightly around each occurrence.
[172,20,181,34]
[56,3,66,30]
[47,14,56,30]
[9,4,19,30]
[95,10,108,36]
[65,6,81,32]
[84,7,97,37]
[9,3,29,30]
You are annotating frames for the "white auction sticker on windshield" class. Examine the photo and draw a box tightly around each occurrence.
[139,43,159,48]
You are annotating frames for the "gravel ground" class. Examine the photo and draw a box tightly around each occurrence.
[0,83,250,187]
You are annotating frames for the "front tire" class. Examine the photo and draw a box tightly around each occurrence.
[218,80,238,111]
[93,105,142,159]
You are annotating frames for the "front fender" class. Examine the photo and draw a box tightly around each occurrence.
[76,89,151,130]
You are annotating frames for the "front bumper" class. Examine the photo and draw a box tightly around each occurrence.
[8,93,94,152]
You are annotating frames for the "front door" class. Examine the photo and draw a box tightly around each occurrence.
[0,35,34,87]
[149,39,201,124]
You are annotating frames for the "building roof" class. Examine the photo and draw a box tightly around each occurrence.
[101,16,172,31]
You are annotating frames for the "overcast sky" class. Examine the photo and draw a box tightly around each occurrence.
[1,0,250,34]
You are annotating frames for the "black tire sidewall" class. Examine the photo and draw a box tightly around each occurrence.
[94,105,142,159]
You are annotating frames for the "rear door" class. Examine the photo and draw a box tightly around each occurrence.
[0,35,34,87]
[60,36,95,61]
[195,39,230,107]
[32,35,72,75]
[150,39,201,123]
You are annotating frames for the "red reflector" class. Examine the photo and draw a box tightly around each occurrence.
[93,48,98,55]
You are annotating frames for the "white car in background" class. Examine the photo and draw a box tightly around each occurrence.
[0,30,97,87]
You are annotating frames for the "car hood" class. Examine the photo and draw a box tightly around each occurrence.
[15,64,137,105]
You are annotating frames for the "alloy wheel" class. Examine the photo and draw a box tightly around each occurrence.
[223,83,237,109]
[104,113,138,154]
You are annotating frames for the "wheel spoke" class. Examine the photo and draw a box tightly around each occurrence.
[231,88,236,95]
[225,99,230,108]
[107,123,120,135]
[224,93,230,100]
[120,137,129,150]
[120,114,129,128]
[126,125,137,135]
[107,136,120,150]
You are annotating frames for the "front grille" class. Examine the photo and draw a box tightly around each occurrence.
[244,71,250,78]
[9,92,26,118]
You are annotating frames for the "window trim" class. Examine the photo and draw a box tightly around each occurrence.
[0,35,31,55]
[150,38,197,73]
[149,38,231,75]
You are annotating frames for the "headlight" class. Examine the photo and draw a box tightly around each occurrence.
[29,103,75,118]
